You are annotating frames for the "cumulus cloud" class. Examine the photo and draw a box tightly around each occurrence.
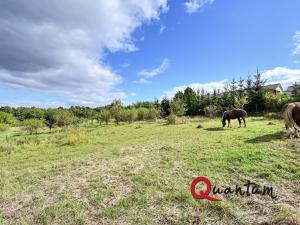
[262,67,300,88]
[0,0,168,106]
[184,0,214,14]
[292,31,300,55]
[162,80,226,99]
[137,58,170,78]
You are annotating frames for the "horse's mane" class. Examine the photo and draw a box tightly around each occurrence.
[283,103,300,132]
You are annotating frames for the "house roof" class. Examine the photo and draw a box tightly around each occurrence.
[286,86,294,92]
[264,83,283,92]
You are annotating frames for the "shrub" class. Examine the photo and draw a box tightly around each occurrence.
[96,109,111,125]
[110,100,123,125]
[170,99,186,116]
[0,112,16,125]
[56,110,79,127]
[22,119,44,134]
[234,96,248,109]
[0,124,10,132]
[166,113,176,125]
[44,109,59,132]
[145,107,160,120]
[124,109,137,123]
[204,105,219,118]
[137,107,147,121]
[265,92,291,112]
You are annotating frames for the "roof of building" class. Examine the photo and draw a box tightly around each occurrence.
[264,83,283,92]
[286,86,294,92]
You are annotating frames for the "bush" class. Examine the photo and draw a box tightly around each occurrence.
[137,107,147,121]
[56,110,79,127]
[170,99,186,116]
[204,105,219,118]
[96,109,111,125]
[22,119,44,134]
[265,92,291,112]
[0,112,16,125]
[234,96,248,109]
[110,100,123,125]
[123,109,137,123]
[166,113,176,125]
[0,124,10,132]
[145,107,160,120]
[44,109,59,132]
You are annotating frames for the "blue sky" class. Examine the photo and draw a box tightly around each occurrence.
[0,0,300,107]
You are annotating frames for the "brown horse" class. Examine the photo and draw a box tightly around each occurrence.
[222,109,247,128]
[282,102,300,137]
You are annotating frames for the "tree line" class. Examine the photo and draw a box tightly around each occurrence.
[161,72,299,117]
[0,72,299,133]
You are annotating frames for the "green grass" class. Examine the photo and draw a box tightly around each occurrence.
[0,117,299,224]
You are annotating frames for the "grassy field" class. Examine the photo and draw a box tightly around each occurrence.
[0,117,299,225]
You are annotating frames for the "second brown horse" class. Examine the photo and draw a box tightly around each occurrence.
[222,109,247,128]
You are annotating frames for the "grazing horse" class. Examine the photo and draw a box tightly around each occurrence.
[282,102,300,137]
[222,109,247,128]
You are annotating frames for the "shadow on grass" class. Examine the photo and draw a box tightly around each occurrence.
[204,127,224,131]
[245,131,285,143]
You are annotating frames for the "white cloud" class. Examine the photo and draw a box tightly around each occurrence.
[162,80,226,99]
[292,31,300,55]
[134,78,152,84]
[0,0,168,107]
[262,67,300,88]
[137,58,170,78]
[160,25,166,34]
[184,0,214,14]
[120,63,130,68]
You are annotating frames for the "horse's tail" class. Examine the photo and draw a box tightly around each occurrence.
[283,103,300,132]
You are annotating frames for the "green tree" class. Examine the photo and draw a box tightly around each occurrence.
[170,99,186,116]
[0,112,16,125]
[160,97,171,117]
[183,87,199,115]
[292,83,300,101]
[110,100,123,125]
[123,108,137,123]
[22,119,44,134]
[44,109,59,132]
[137,107,147,121]
[265,92,291,112]
[245,71,266,113]
[97,109,111,125]
[56,110,79,127]
[234,96,248,109]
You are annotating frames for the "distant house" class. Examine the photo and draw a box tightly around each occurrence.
[264,83,283,95]
[284,85,294,96]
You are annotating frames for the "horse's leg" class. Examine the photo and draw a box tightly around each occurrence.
[237,117,241,128]
[227,119,231,128]
[242,117,246,127]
